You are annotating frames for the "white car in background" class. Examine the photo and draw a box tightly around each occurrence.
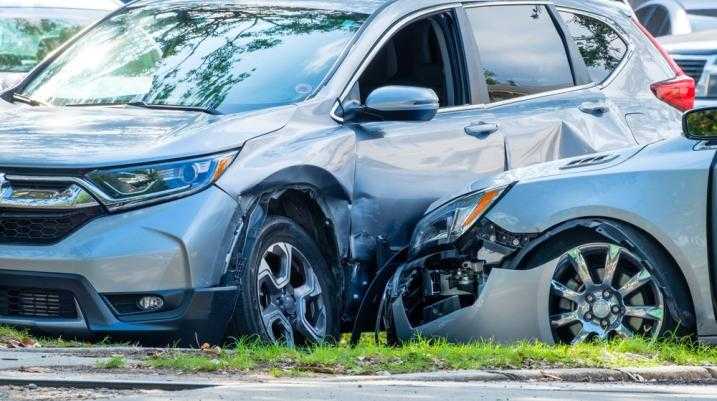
[0,0,122,90]
[633,0,717,37]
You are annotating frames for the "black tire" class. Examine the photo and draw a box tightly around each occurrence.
[227,216,341,345]
[524,220,694,343]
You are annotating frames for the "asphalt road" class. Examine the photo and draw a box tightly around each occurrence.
[85,380,717,401]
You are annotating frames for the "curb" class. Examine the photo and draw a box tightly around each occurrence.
[0,377,217,391]
[378,366,717,383]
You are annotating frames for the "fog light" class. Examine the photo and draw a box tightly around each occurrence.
[137,296,164,311]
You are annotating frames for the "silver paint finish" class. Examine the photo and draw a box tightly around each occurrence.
[393,261,558,344]
[0,187,238,293]
[0,0,690,334]
[485,136,717,336]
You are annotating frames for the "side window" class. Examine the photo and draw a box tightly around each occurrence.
[466,5,575,104]
[354,12,467,108]
[560,11,628,83]
[636,5,672,37]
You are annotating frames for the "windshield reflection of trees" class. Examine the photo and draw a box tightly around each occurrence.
[118,4,364,110]
[0,19,81,72]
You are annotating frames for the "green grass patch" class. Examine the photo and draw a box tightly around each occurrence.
[96,355,127,369]
[0,325,132,348]
[147,336,717,376]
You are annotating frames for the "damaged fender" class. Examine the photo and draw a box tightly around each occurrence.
[388,259,560,344]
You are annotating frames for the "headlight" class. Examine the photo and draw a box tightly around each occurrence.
[409,186,509,256]
[86,151,237,210]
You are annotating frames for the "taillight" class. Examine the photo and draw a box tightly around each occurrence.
[632,17,696,111]
[650,76,696,112]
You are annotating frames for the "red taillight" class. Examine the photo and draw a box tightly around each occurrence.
[632,17,696,111]
[650,76,696,112]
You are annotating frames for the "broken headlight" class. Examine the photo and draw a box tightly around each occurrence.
[86,152,237,211]
[409,186,509,256]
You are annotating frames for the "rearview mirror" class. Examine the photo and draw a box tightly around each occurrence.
[684,107,717,139]
[345,85,439,123]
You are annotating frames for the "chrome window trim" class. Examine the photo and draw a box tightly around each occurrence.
[555,6,636,90]
[330,3,462,123]
[438,82,597,113]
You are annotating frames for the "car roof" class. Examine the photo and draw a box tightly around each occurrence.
[130,0,390,14]
[0,0,122,10]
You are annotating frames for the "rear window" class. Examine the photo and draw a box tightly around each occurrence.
[466,5,574,103]
[560,11,628,83]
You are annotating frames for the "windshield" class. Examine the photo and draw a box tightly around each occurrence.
[0,9,105,73]
[21,3,368,114]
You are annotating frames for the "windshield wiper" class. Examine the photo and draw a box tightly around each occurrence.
[10,92,50,107]
[65,101,219,115]
[126,101,220,115]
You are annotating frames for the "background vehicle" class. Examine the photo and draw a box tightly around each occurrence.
[661,30,717,108]
[375,107,717,345]
[0,0,122,90]
[0,0,694,346]
[633,0,717,37]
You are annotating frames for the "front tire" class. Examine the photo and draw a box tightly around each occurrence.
[228,217,340,346]
[527,224,693,344]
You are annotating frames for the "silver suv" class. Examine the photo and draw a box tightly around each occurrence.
[0,0,694,345]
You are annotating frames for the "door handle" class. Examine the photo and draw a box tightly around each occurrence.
[465,122,499,137]
[579,102,610,115]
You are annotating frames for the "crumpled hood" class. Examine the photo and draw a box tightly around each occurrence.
[0,103,296,169]
[425,145,646,215]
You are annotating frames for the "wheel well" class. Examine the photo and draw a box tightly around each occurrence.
[516,217,696,331]
[266,189,340,272]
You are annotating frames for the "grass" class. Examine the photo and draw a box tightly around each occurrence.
[0,325,131,348]
[147,335,717,376]
[96,355,127,369]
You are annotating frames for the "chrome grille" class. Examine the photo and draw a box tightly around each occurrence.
[674,58,707,82]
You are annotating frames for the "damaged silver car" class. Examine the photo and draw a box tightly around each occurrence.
[0,0,695,346]
[368,107,717,345]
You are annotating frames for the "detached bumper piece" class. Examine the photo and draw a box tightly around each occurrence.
[382,219,556,344]
[0,270,237,345]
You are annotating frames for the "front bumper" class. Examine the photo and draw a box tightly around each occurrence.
[0,186,242,342]
[0,269,237,343]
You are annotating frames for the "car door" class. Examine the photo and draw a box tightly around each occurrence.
[462,3,637,170]
[349,7,506,268]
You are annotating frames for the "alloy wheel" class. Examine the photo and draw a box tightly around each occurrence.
[549,243,665,344]
[257,242,327,346]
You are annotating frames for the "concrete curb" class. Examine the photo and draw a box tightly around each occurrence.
[379,366,717,383]
[0,377,216,391]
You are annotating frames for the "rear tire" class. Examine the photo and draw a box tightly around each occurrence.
[227,217,340,346]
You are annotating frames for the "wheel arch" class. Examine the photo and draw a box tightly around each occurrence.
[229,166,353,304]
[506,217,697,331]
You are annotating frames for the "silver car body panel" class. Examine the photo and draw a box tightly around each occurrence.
[0,0,694,335]
[0,187,239,293]
[395,261,559,344]
[485,137,717,336]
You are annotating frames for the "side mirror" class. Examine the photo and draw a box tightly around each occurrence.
[345,85,439,123]
[684,107,717,140]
